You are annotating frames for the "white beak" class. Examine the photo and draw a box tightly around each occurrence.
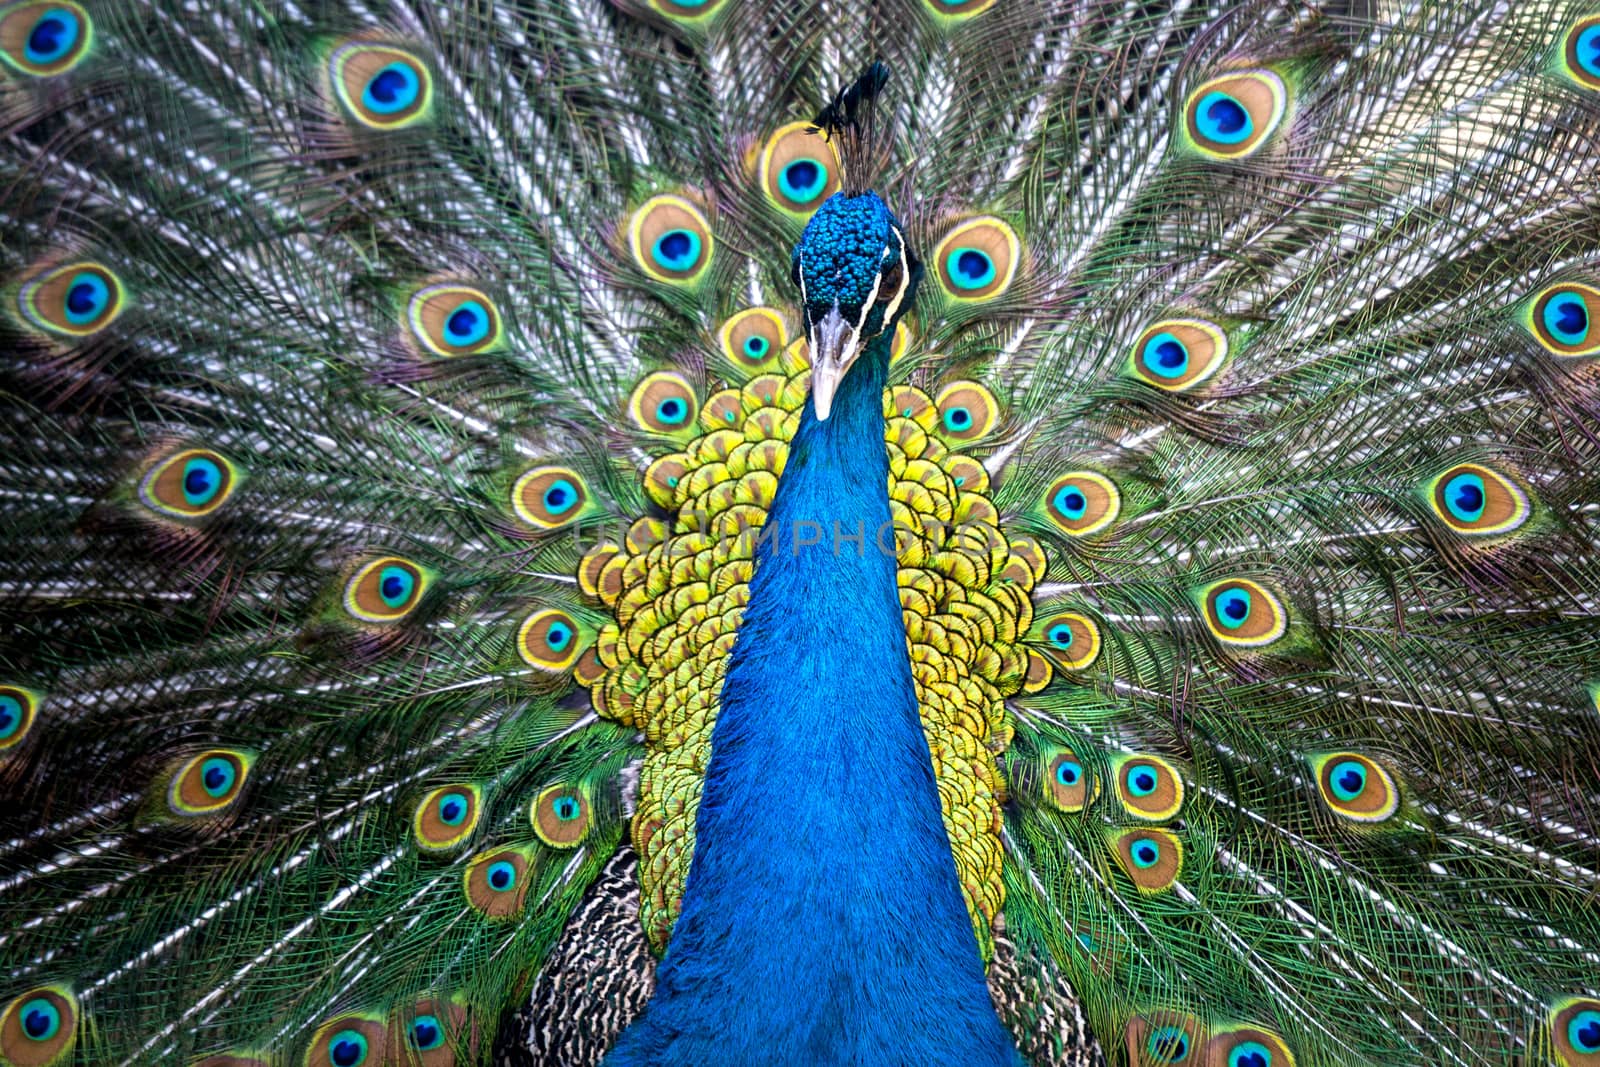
[808,305,861,421]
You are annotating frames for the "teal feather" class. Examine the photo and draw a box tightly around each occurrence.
[2,2,1599,1066]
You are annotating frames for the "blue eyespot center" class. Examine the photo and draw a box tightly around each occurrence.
[1048,625,1074,649]
[948,248,996,290]
[1215,588,1251,628]
[1053,485,1088,520]
[181,457,222,506]
[1578,25,1600,78]
[743,335,768,358]
[1330,760,1367,802]
[1129,768,1157,796]
[20,998,59,1041]
[545,622,573,651]
[444,300,491,347]
[543,478,578,515]
[1569,1009,1600,1052]
[1197,91,1252,144]
[1055,760,1082,787]
[656,397,688,425]
[1229,1041,1272,1067]
[25,10,79,65]
[652,229,701,272]
[1444,472,1486,522]
[1545,294,1589,344]
[409,1015,444,1050]
[553,795,581,821]
[944,407,972,431]
[1148,1028,1190,1061]
[1132,839,1161,868]
[64,273,109,325]
[329,1029,368,1066]
[378,565,414,608]
[1143,332,1189,378]
[438,793,467,826]
[200,757,235,798]
[487,860,517,891]
[0,695,22,738]
[778,158,827,204]
[364,62,420,114]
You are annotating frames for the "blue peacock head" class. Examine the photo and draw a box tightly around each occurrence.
[792,190,920,419]
[791,60,920,420]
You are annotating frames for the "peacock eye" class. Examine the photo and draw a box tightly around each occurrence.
[343,557,429,623]
[876,258,904,303]
[408,1014,445,1051]
[0,2,92,77]
[330,42,432,130]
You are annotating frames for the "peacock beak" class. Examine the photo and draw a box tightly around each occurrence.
[808,304,861,422]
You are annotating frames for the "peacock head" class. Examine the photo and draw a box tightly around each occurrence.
[792,190,921,420]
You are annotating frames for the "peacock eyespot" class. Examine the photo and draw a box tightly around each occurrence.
[407,1014,445,1051]
[1210,1027,1295,1067]
[758,123,841,216]
[1183,70,1288,159]
[343,557,429,623]
[1311,752,1399,823]
[1114,828,1182,893]
[1552,998,1600,1063]
[1114,755,1184,821]
[1037,612,1101,671]
[1425,463,1529,537]
[138,448,239,520]
[532,783,592,848]
[465,847,531,918]
[921,0,999,22]
[518,608,585,671]
[1527,283,1600,357]
[0,2,91,76]
[413,784,482,852]
[18,261,124,338]
[1228,1042,1274,1067]
[512,466,591,530]
[1125,1014,1205,1067]
[1,986,76,1065]
[720,307,788,370]
[1144,1022,1198,1065]
[931,217,1019,302]
[1562,16,1600,90]
[330,43,432,130]
[1129,318,1229,392]
[329,1032,366,1067]
[934,382,999,443]
[648,0,726,21]
[307,1017,386,1067]
[1043,471,1121,537]
[1152,1029,1189,1062]
[167,749,252,816]
[1046,750,1096,812]
[629,371,700,435]
[1198,578,1286,647]
[407,284,503,357]
[0,686,39,750]
[628,195,713,285]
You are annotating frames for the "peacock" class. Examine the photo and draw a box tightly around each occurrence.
[4,0,1600,1064]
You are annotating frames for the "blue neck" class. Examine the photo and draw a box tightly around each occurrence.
[606,334,1020,1065]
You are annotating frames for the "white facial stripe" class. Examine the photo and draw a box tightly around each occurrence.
[856,265,885,335]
